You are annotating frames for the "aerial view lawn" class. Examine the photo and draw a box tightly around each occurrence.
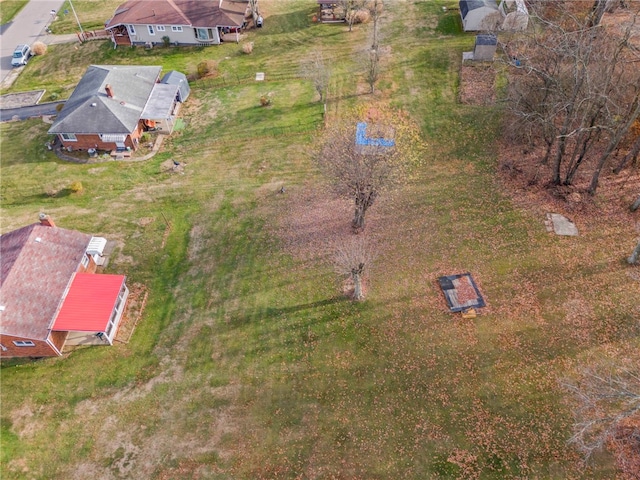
[1,0,638,479]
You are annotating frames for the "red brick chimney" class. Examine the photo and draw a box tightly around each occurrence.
[105,84,114,98]
[39,213,56,227]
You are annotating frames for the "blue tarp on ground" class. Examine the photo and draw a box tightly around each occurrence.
[355,122,395,147]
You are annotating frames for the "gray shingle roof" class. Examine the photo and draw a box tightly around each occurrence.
[460,0,498,18]
[48,65,162,135]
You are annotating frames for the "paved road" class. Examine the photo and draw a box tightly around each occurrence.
[0,0,69,85]
[0,100,64,121]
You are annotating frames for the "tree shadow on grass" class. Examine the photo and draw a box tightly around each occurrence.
[264,295,347,317]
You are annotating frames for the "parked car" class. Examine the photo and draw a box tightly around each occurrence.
[11,44,31,67]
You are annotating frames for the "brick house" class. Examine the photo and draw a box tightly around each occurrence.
[48,65,183,152]
[0,215,129,358]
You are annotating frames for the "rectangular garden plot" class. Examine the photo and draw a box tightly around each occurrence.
[438,273,486,312]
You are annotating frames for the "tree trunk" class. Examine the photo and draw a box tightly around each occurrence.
[352,203,366,232]
[628,239,640,265]
[613,135,640,174]
[631,195,640,212]
[564,128,599,185]
[589,100,640,194]
[352,270,364,300]
[588,0,611,27]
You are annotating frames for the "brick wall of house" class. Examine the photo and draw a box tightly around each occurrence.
[0,334,60,358]
[48,330,68,353]
[58,122,144,152]
[78,254,98,274]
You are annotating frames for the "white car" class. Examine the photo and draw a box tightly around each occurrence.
[11,44,31,67]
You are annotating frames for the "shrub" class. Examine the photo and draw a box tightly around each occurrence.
[353,9,370,23]
[69,181,84,194]
[196,59,217,78]
[260,95,271,107]
[31,41,47,55]
[49,92,59,101]
[162,35,171,47]
[56,103,64,112]
[242,42,254,54]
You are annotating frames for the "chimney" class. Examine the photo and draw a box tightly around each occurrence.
[39,213,56,228]
[105,84,114,98]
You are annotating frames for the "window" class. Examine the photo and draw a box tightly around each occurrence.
[81,254,89,269]
[171,26,183,32]
[13,340,35,347]
[157,25,165,31]
[196,28,209,40]
[127,24,136,35]
[148,25,155,35]
[0,344,7,352]
[61,133,77,142]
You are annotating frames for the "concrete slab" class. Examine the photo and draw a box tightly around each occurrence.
[545,213,579,236]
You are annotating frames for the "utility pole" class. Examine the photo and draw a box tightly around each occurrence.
[68,0,84,35]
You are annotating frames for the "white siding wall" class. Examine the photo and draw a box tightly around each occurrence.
[127,24,221,45]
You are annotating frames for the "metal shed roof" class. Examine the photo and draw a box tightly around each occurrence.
[51,273,125,332]
[141,84,179,120]
[161,70,190,102]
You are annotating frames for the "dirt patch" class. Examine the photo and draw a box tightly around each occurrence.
[459,63,496,105]
[114,283,148,345]
[160,158,187,173]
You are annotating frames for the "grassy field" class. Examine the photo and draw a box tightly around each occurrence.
[0,0,27,25]
[1,0,639,479]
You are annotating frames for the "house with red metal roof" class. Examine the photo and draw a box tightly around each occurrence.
[0,215,128,358]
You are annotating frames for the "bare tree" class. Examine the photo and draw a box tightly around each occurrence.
[362,48,381,94]
[502,4,640,193]
[562,364,640,465]
[365,0,384,50]
[614,135,640,174]
[334,235,373,300]
[300,49,331,108]
[588,0,628,27]
[316,122,398,232]
[337,0,365,32]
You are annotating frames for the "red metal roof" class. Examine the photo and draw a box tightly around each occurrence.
[52,273,125,332]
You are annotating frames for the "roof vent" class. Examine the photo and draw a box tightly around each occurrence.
[86,237,107,257]
[91,102,97,107]
[0,305,5,312]
[35,237,42,243]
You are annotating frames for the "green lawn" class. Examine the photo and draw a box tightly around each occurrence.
[1,0,637,478]
[0,0,27,25]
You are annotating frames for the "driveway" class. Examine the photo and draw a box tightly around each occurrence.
[0,0,69,86]
[0,100,64,122]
